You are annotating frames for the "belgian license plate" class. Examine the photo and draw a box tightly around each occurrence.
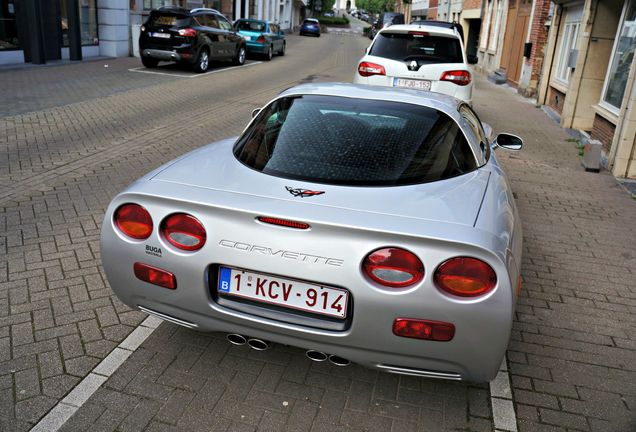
[151,32,170,39]
[218,266,348,318]
[394,78,431,90]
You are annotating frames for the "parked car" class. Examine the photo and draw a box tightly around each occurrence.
[410,20,465,41]
[234,19,285,60]
[369,12,404,39]
[324,10,335,17]
[355,24,476,103]
[139,7,246,72]
[100,82,523,382]
[299,18,321,37]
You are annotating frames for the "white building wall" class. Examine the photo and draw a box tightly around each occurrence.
[98,0,129,57]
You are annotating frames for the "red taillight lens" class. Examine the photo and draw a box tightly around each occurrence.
[256,35,266,43]
[362,247,424,287]
[440,70,472,86]
[134,262,176,289]
[161,213,206,251]
[178,28,197,37]
[257,216,310,229]
[114,203,153,240]
[434,257,497,297]
[393,318,455,341]
[358,61,386,77]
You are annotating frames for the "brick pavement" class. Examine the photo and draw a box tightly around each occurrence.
[475,80,636,432]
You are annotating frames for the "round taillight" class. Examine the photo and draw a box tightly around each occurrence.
[114,203,153,240]
[434,257,497,297]
[362,247,424,287]
[161,213,206,251]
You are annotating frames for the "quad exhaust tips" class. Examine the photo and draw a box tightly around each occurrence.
[226,334,271,351]
[306,350,350,366]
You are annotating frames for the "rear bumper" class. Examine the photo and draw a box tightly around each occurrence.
[141,45,196,63]
[245,41,269,53]
[300,27,320,35]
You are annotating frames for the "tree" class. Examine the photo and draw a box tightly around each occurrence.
[355,0,395,14]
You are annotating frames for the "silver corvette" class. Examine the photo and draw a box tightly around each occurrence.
[101,83,523,382]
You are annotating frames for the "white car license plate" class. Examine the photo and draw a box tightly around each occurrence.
[218,266,348,318]
[393,78,431,90]
[242,36,251,41]
[151,32,170,39]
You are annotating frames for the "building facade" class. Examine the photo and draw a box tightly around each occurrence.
[0,0,305,66]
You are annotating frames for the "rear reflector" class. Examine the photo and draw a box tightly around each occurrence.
[434,257,497,297]
[161,213,206,251]
[114,203,153,240]
[362,247,424,287]
[257,216,310,229]
[393,318,455,341]
[440,70,472,86]
[134,262,176,289]
[358,61,386,77]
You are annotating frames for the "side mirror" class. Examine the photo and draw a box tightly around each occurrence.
[493,133,523,151]
[251,108,261,118]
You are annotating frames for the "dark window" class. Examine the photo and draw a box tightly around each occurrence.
[370,32,463,64]
[217,15,232,31]
[61,0,99,46]
[149,12,191,27]
[234,95,477,186]
[237,20,265,32]
[0,0,19,50]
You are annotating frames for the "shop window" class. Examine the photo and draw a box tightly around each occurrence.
[0,0,19,50]
[143,0,220,10]
[61,0,99,46]
[554,5,582,84]
[602,0,636,111]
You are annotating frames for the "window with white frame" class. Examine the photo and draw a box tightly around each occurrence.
[480,0,493,50]
[488,0,503,51]
[602,0,636,111]
[554,5,583,84]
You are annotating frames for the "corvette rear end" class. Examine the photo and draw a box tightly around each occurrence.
[101,84,522,382]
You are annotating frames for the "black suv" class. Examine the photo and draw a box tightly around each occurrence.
[369,12,405,39]
[139,7,246,72]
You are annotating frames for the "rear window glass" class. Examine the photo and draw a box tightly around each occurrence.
[237,20,266,32]
[234,95,476,186]
[303,19,318,25]
[370,33,463,64]
[149,13,191,27]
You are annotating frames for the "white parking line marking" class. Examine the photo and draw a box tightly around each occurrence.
[29,316,160,432]
[490,355,518,432]
[128,61,263,78]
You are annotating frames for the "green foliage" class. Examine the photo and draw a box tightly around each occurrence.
[355,0,395,14]
[322,0,336,12]
[318,16,350,25]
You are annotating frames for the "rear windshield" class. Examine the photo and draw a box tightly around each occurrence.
[237,20,266,32]
[234,95,476,186]
[303,19,318,24]
[370,32,463,64]
[149,13,191,28]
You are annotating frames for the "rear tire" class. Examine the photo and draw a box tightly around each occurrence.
[279,43,285,56]
[141,56,159,68]
[264,46,273,61]
[233,45,246,66]
[192,48,209,73]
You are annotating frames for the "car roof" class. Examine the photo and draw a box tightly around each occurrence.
[304,18,319,22]
[379,23,458,38]
[236,18,267,23]
[278,82,461,115]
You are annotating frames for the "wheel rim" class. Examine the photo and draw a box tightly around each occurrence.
[239,48,245,64]
[200,52,208,70]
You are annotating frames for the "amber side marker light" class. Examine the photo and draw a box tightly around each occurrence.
[393,318,455,341]
[134,262,176,289]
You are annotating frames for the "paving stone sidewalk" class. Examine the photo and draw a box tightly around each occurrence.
[476,80,636,432]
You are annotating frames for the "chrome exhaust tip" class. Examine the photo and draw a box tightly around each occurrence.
[328,355,350,367]
[227,333,247,345]
[247,338,271,351]
[305,350,328,362]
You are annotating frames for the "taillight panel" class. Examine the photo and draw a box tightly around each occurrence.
[114,203,153,240]
[440,70,472,86]
[362,247,424,288]
[434,257,497,297]
[178,28,197,37]
[358,61,386,77]
[160,213,207,251]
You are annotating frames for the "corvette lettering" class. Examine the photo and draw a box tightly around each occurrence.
[219,240,343,267]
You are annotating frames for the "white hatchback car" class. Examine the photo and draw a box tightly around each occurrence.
[354,24,475,103]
